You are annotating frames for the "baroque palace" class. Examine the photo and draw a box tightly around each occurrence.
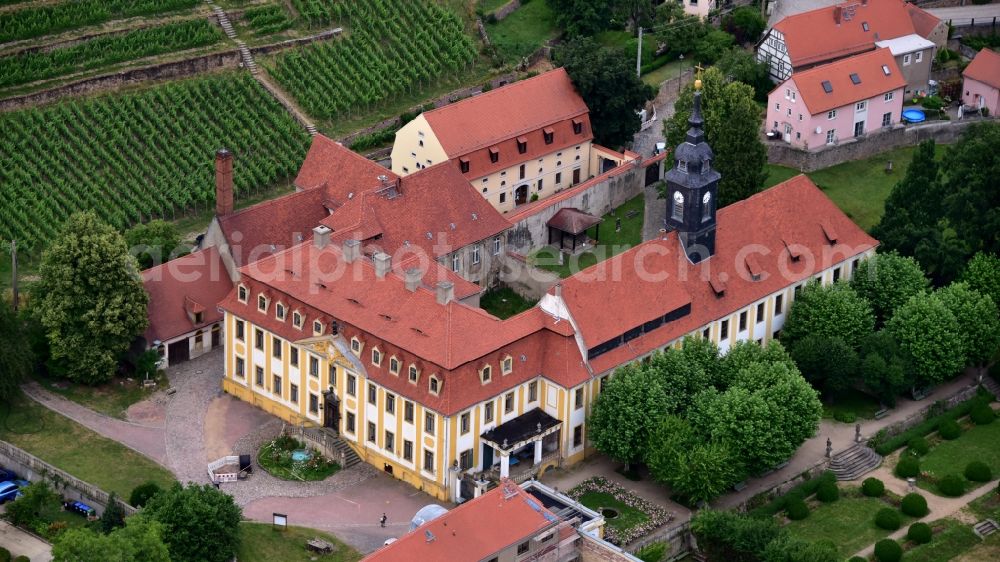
[145,73,877,503]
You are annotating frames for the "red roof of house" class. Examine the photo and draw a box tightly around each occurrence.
[364,480,558,562]
[294,134,398,203]
[321,162,511,259]
[963,48,1000,90]
[906,3,943,39]
[789,48,905,114]
[557,175,878,373]
[773,0,930,68]
[217,188,329,267]
[142,247,233,343]
[424,68,591,158]
[547,207,601,235]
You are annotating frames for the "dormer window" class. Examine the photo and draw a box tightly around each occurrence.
[372,348,382,366]
[408,364,419,383]
[480,365,492,384]
[237,285,248,303]
[350,337,362,355]
[517,137,527,154]
[313,320,323,335]
[671,191,685,221]
[678,160,687,173]
[292,311,303,329]
[275,303,286,321]
[194,311,203,324]
[459,157,470,174]
[572,118,583,135]
[257,295,267,312]
[543,128,554,144]
[489,147,499,163]
[390,357,401,375]
[429,375,441,395]
[501,356,513,375]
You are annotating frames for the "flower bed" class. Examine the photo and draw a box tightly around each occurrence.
[567,477,671,545]
[257,434,339,481]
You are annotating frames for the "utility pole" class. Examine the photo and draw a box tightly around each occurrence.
[10,239,17,312]
[636,26,643,78]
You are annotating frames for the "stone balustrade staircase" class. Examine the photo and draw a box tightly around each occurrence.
[981,375,1000,400]
[829,443,882,481]
[301,427,362,470]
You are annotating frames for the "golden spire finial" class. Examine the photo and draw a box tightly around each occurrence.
[693,63,705,90]
[695,79,702,91]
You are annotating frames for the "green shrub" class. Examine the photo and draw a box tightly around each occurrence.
[970,404,996,425]
[834,410,857,423]
[785,498,809,520]
[920,95,944,110]
[13,556,29,562]
[636,542,666,562]
[907,522,933,544]
[875,508,901,530]
[874,538,902,562]
[900,493,929,517]
[0,548,9,562]
[939,419,962,440]
[816,481,839,503]
[749,471,836,517]
[130,481,163,508]
[964,461,992,482]
[907,436,930,455]
[872,392,987,454]
[862,477,885,497]
[938,474,966,497]
[849,557,867,562]
[895,456,920,478]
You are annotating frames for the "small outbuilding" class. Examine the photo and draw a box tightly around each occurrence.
[546,208,601,253]
[962,48,1000,116]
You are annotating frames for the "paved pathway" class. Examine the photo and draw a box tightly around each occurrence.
[0,518,52,562]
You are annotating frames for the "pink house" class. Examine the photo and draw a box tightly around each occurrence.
[766,48,905,150]
[962,48,1000,116]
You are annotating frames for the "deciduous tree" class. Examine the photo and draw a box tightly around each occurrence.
[936,282,1000,367]
[789,335,858,397]
[0,304,31,401]
[588,364,667,469]
[654,2,709,57]
[694,29,735,65]
[714,48,772,101]
[781,282,875,351]
[723,6,767,44]
[36,212,148,384]
[961,252,1000,314]
[141,483,241,562]
[645,415,739,503]
[850,252,929,326]
[873,140,940,260]
[53,519,169,562]
[886,292,965,387]
[548,0,617,38]
[859,331,911,407]
[124,219,183,270]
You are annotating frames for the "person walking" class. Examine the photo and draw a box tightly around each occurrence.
[380,513,387,528]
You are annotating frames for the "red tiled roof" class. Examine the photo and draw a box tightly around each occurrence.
[774,0,921,68]
[363,481,558,562]
[321,163,510,259]
[294,134,398,203]
[547,208,601,235]
[217,188,328,267]
[789,48,905,115]
[424,68,591,157]
[906,3,943,39]
[142,247,232,343]
[963,48,1000,90]
[557,175,878,373]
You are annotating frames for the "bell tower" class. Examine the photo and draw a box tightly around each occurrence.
[664,79,720,264]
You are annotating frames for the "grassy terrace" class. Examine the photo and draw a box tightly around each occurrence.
[237,523,361,562]
[32,373,162,420]
[783,493,915,559]
[0,396,175,497]
[919,418,1000,495]
[902,519,982,562]
[480,287,537,319]
[577,491,649,536]
[529,193,645,278]
[485,0,558,61]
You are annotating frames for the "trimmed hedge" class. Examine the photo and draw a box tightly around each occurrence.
[786,498,810,520]
[970,404,996,425]
[938,474,967,497]
[816,481,839,503]
[874,538,903,562]
[749,471,837,517]
[896,456,920,478]
[907,436,930,455]
[965,461,992,482]
[939,418,962,439]
[901,493,929,517]
[862,477,885,497]
[875,508,901,530]
[849,558,867,562]
[907,522,933,544]
[872,393,990,455]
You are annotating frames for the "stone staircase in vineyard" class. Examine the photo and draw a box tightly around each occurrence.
[208,2,259,75]
[830,443,883,481]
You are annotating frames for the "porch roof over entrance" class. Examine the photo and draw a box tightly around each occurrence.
[481,408,561,452]
[546,207,601,235]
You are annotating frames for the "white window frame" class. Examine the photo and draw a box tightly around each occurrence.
[492,236,502,255]
[827,110,837,120]
[903,53,911,65]
[471,245,481,265]
[856,101,866,112]
[884,92,894,102]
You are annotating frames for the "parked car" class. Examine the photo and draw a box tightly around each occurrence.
[0,468,17,482]
[0,480,24,503]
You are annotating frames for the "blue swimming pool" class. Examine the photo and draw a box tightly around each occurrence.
[291,449,311,462]
[902,109,926,123]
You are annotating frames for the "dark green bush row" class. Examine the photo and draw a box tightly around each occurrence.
[875,508,901,530]
[785,498,809,520]
[816,481,839,503]
[874,538,902,562]
[749,471,836,517]
[938,474,966,497]
[862,477,885,497]
[871,392,991,455]
[896,455,920,478]
[901,493,928,517]
[939,419,962,440]
[971,403,995,425]
[907,522,933,544]
[349,126,398,151]
[965,461,992,482]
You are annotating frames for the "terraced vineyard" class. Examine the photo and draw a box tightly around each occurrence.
[0,0,198,43]
[0,72,310,250]
[269,0,478,120]
[0,19,224,89]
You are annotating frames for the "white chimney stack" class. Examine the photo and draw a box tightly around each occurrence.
[405,268,422,292]
[343,239,360,263]
[313,225,331,249]
[436,281,454,305]
[374,252,391,278]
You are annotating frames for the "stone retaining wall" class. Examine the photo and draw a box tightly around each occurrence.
[488,0,522,22]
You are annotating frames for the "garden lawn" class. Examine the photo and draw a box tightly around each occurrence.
[529,194,644,278]
[919,419,1000,492]
[953,532,1000,562]
[577,491,649,536]
[642,59,684,87]
[822,388,882,421]
[486,0,558,61]
[0,396,175,497]
[763,144,946,232]
[783,495,914,558]
[480,287,537,319]
[902,519,981,562]
[237,522,361,562]
[32,373,161,420]
[479,0,510,13]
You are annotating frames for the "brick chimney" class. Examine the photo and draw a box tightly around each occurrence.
[343,239,360,263]
[373,252,391,278]
[436,281,454,305]
[404,268,422,292]
[215,148,234,217]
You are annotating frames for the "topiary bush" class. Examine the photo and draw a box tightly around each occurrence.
[129,481,163,508]
[862,477,885,497]
[816,481,840,503]
[907,522,933,544]
[970,404,996,425]
[834,410,857,423]
[907,436,930,456]
[874,538,903,562]
[0,548,9,562]
[13,557,29,562]
[964,461,993,482]
[875,507,901,530]
[849,558,867,562]
[901,493,929,517]
[896,456,920,478]
[938,419,962,440]
[786,498,810,520]
[938,474,967,497]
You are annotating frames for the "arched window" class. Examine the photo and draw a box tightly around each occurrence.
[671,191,685,221]
[702,192,712,222]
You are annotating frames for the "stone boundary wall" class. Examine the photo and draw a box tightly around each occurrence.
[489,0,522,22]
[498,252,560,301]
[0,28,341,112]
[766,119,984,172]
[624,521,692,561]
[734,457,831,513]
[871,381,984,444]
[0,440,137,517]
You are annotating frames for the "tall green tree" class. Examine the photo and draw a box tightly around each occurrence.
[654,2,709,57]
[124,219,183,270]
[140,483,242,562]
[941,123,1000,259]
[616,0,657,34]
[723,6,767,44]
[936,282,1000,367]
[589,364,667,469]
[645,415,739,504]
[53,518,170,562]
[859,331,911,407]
[789,335,859,397]
[962,252,1000,314]
[548,0,617,38]
[715,48,772,101]
[644,336,720,414]
[0,304,32,401]
[886,292,966,387]
[664,67,767,206]
[850,252,929,326]
[694,29,735,65]
[100,492,126,534]
[557,37,656,148]
[36,212,148,384]
[873,140,940,258]
[781,282,876,351]
[690,510,783,561]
